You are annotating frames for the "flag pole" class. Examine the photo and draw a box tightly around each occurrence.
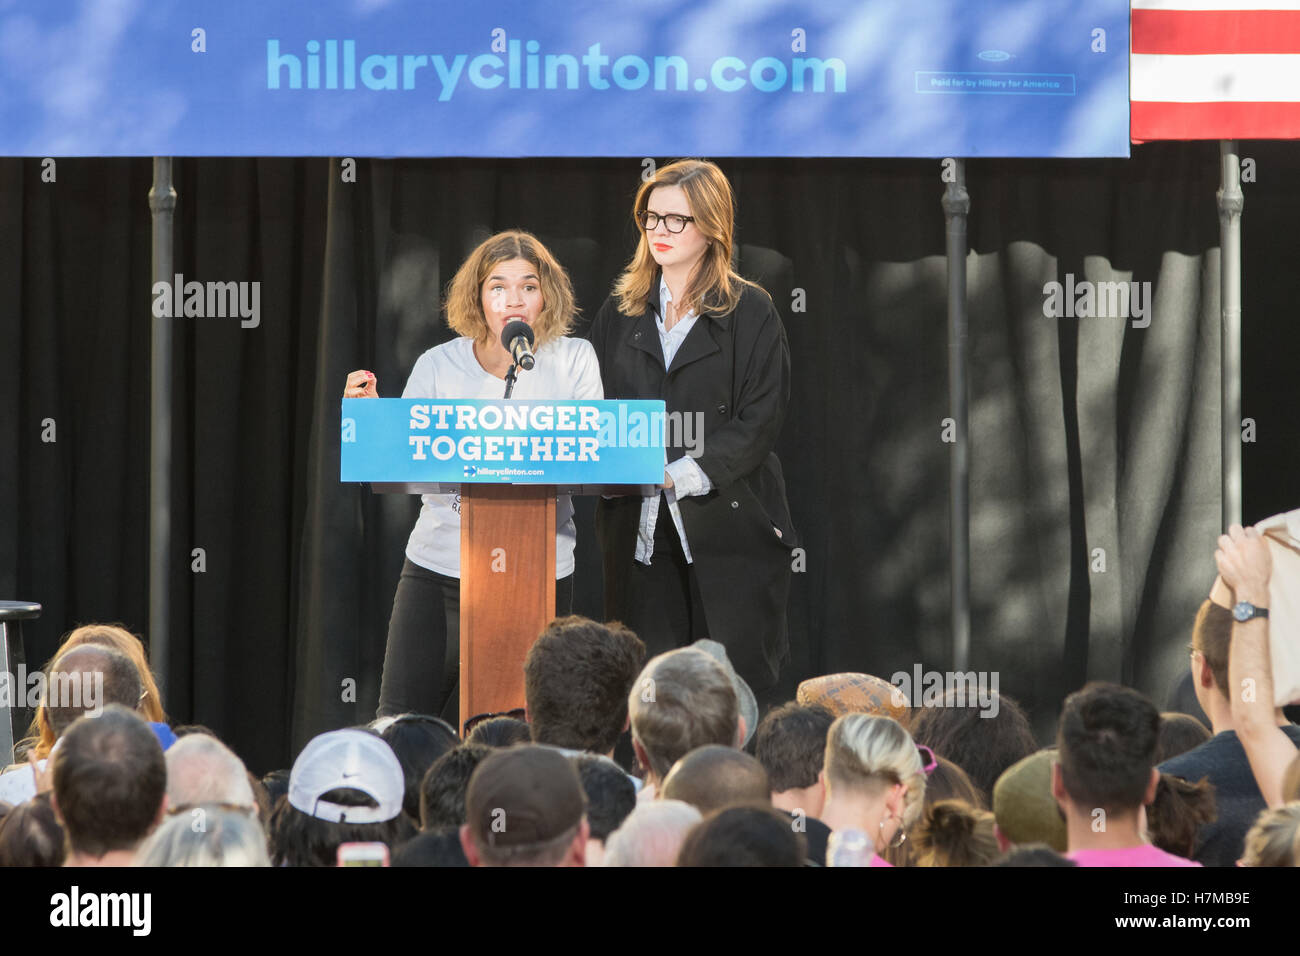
[149,158,176,698]
[943,159,971,672]
[1217,140,1243,530]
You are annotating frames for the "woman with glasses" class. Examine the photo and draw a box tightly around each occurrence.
[345,230,603,724]
[588,159,796,698]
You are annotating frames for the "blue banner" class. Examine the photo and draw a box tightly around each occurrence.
[0,0,1128,158]
[341,398,668,484]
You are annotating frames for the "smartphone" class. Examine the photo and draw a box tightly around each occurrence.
[337,842,390,867]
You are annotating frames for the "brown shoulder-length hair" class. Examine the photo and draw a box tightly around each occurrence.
[613,159,754,318]
[444,230,576,350]
[20,623,167,761]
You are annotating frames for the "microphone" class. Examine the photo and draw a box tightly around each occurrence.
[501,320,536,371]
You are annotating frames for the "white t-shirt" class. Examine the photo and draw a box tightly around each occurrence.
[401,335,604,578]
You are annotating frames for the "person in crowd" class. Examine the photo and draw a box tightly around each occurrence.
[1146,773,1216,860]
[1156,711,1212,763]
[1158,562,1300,864]
[133,808,270,867]
[571,754,636,867]
[588,159,797,700]
[908,689,1037,803]
[0,794,64,867]
[391,828,469,867]
[459,746,588,867]
[270,728,415,867]
[993,844,1077,867]
[912,799,1000,867]
[992,748,1068,854]
[0,644,146,806]
[1054,683,1199,866]
[627,647,742,798]
[346,230,603,722]
[660,745,770,815]
[372,713,460,823]
[819,713,928,866]
[51,705,167,867]
[465,716,533,749]
[675,805,804,867]
[17,623,166,763]
[754,702,835,865]
[419,744,493,831]
[524,616,646,759]
[883,753,981,866]
[602,800,701,867]
[164,733,258,818]
[1213,524,1300,808]
[1239,803,1300,867]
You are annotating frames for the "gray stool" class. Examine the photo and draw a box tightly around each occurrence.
[0,601,41,765]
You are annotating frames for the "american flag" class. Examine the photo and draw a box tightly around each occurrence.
[1132,1,1300,141]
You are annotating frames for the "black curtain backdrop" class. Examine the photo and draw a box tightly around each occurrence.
[3,145,1297,774]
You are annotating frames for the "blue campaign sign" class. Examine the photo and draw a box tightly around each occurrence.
[0,0,1127,158]
[340,398,667,485]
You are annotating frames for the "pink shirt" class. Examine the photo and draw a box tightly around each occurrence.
[1067,845,1201,867]
[870,855,893,867]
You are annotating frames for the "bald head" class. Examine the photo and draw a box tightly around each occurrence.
[660,745,770,815]
[46,645,141,738]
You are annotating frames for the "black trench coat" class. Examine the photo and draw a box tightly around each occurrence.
[587,280,798,691]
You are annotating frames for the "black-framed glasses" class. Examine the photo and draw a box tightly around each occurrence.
[638,210,695,233]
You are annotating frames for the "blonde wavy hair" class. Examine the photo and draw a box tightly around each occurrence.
[21,623,166,760]
[1241,802,1300,867]
[823,714,927,830]
[613,159,757,318]
[444,230,575,350]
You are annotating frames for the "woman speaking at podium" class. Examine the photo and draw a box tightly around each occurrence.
[588,160,797,698]
[345,230,603,722]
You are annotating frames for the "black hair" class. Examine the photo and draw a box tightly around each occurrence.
[268,789,416,867]
[391,827,470,867]
[419,744,494,830]
[380,715,460,822]
[572,755,635,841]
[675,806,804,867]
[993,844,1077,867]
[754,703,834,792]
[1057,682,1161,814]
[466,717,533,749]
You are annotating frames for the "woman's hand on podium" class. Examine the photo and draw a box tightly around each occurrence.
[344,370,379,398]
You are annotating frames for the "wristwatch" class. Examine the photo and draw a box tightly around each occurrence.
[1232,601,1269,623]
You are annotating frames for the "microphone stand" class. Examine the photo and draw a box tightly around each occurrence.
[503,362,519,399]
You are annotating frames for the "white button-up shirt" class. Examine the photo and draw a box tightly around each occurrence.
[635,277,714,565]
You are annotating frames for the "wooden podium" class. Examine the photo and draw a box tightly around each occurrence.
[458,484,556,735]
[345,396,665,736]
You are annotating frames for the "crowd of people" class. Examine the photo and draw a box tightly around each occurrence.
[0,524,1296,867]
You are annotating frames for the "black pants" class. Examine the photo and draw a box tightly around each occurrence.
[624,495,710,663]
[376,558,573,723]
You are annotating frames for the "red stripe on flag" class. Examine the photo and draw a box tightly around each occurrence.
[1132,9,1300,55]
[1132,100,1300,141]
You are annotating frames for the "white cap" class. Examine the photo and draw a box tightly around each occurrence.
[288,729,404,824]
